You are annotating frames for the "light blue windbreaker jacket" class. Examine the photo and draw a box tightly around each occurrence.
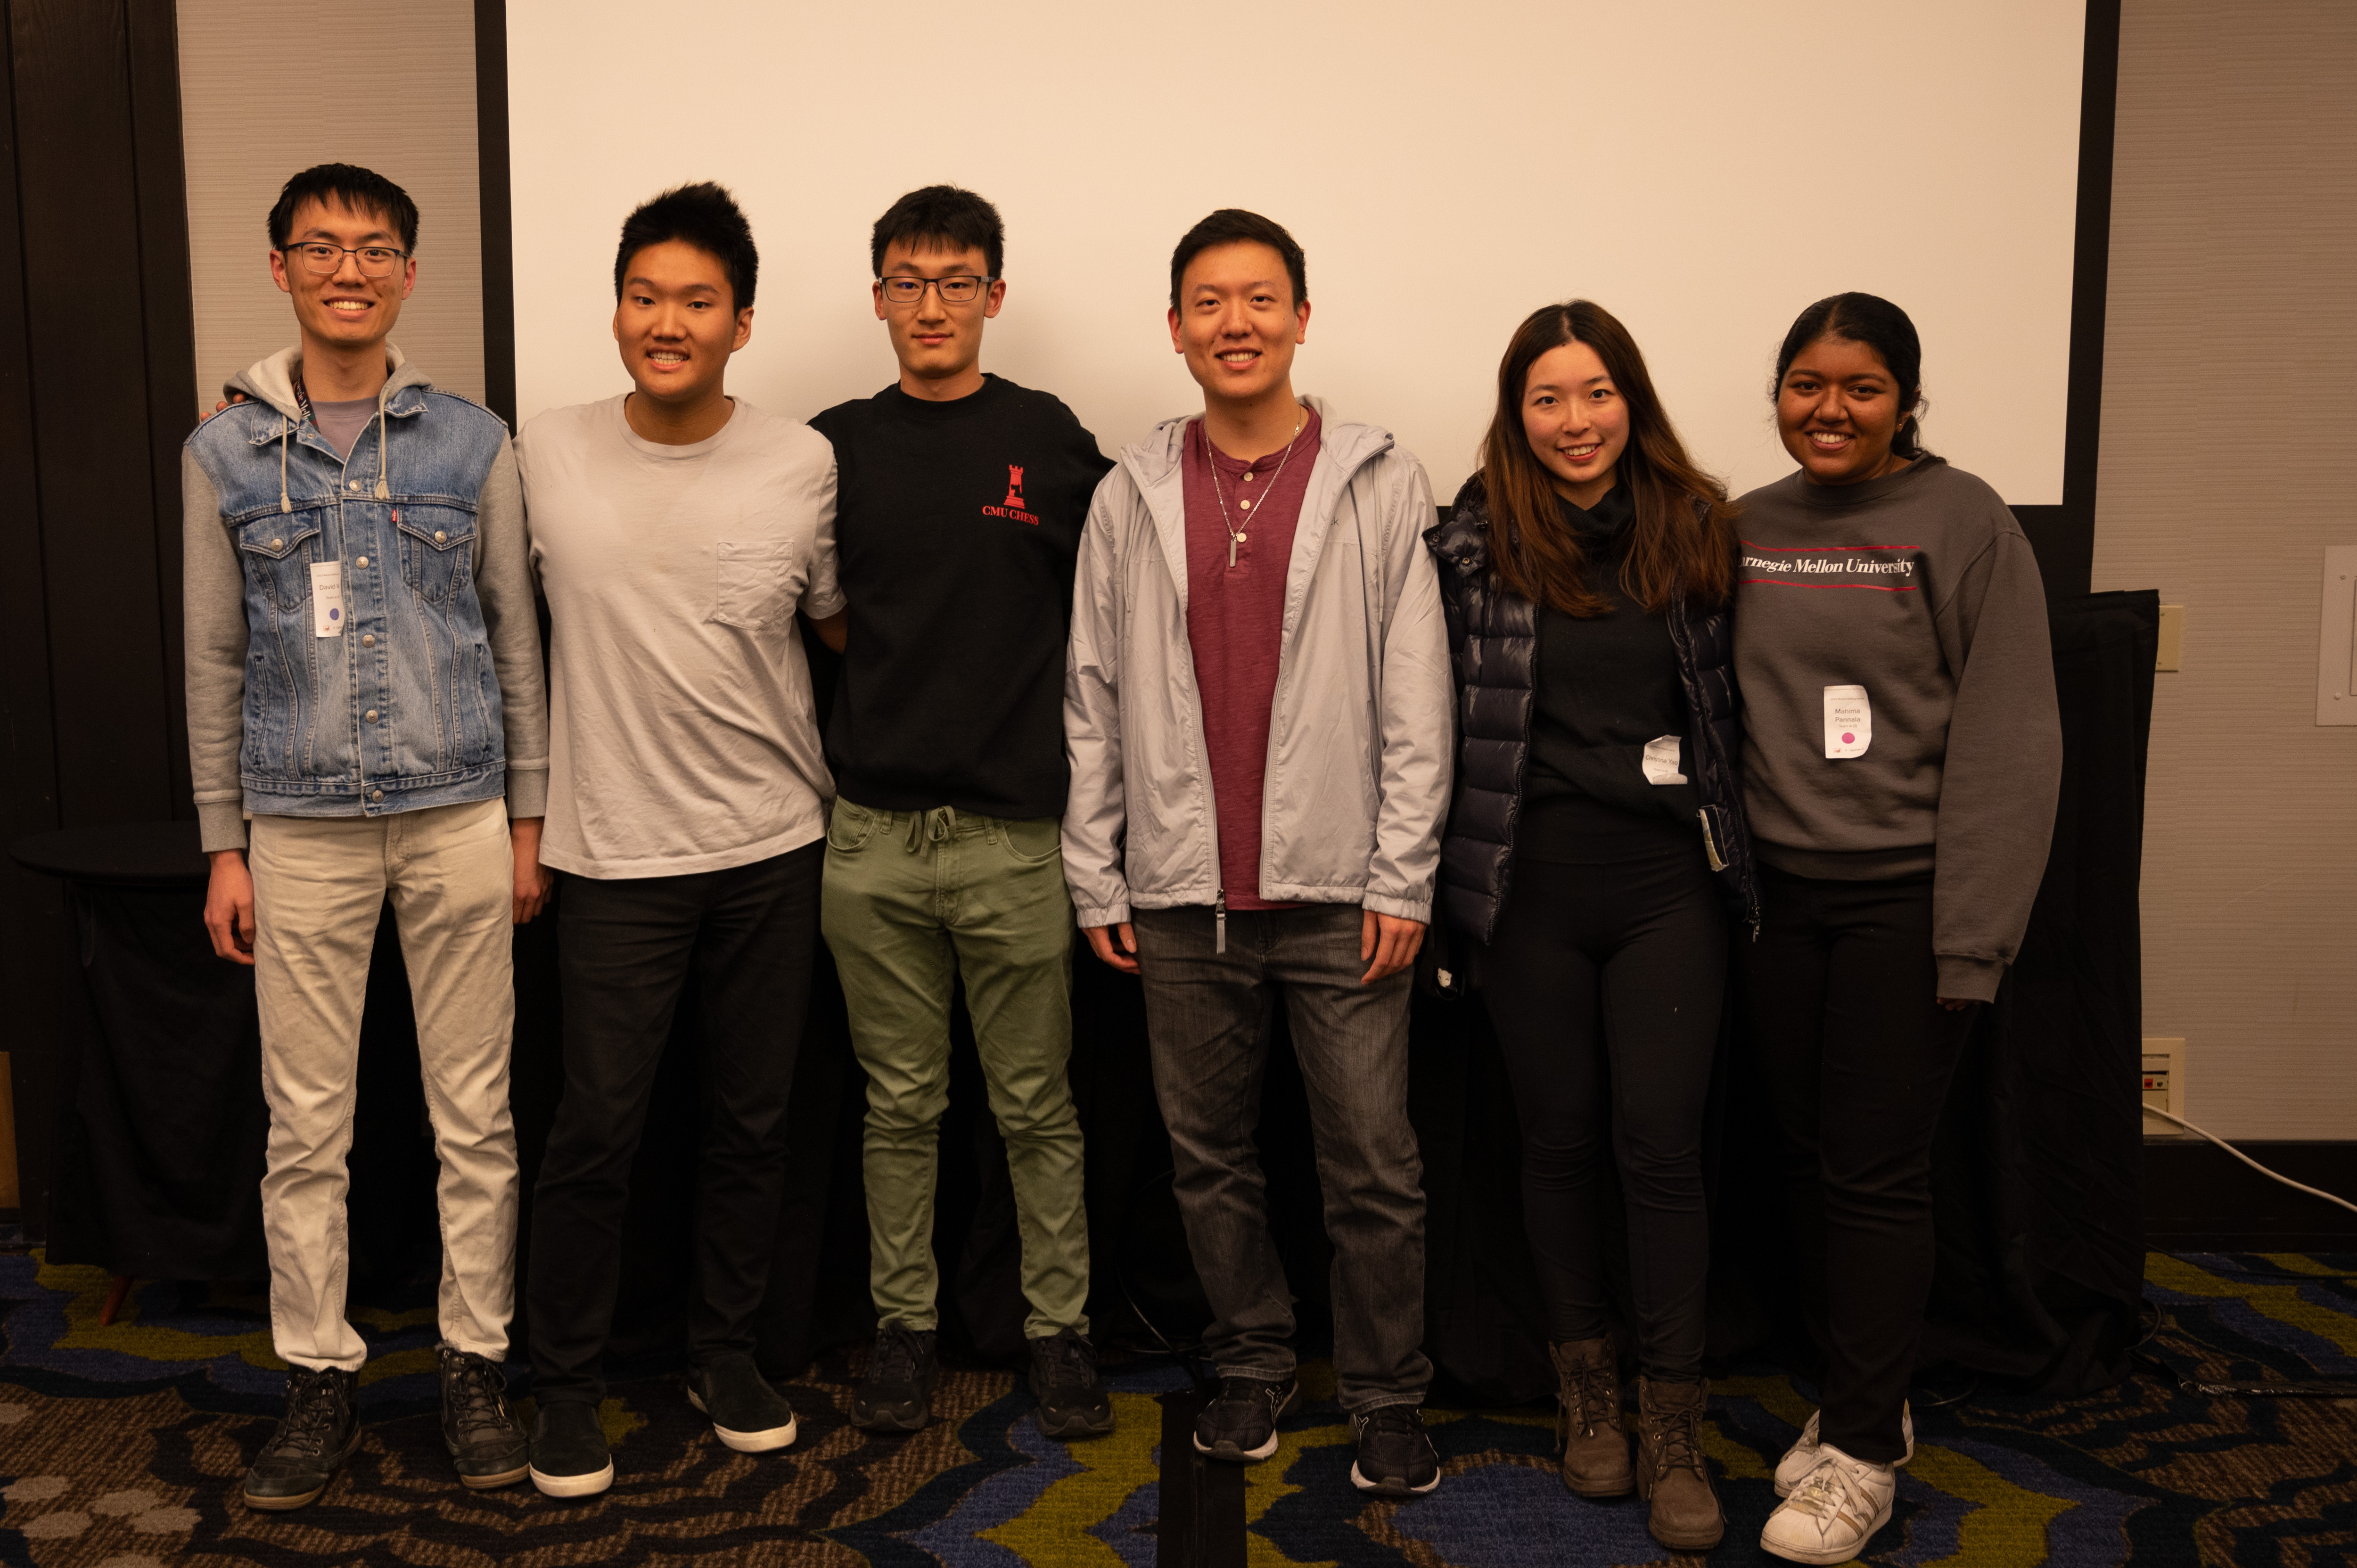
[182,346,548,850]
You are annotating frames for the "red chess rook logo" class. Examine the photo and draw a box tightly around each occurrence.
[1003,465,1026,509]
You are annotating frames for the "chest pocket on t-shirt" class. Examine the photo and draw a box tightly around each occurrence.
[709,539,797,630]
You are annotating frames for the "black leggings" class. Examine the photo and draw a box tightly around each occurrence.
[1479,846,1725,1382]
[1734,867,1976,1463]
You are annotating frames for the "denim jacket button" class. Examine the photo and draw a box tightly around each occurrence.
[434,530,447,543]
[365,709,379,723]
[355,555,368,568]
[347,481,359,492]
[361,633,375,647]
[370,788,384,802]
[269,537,283,550]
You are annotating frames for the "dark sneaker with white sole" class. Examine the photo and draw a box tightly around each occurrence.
[1028,1327,1114,1439]
[686,1352,798,1452]
[438,1346,528,1489]
[242,1365,361,1511]
[851,1322,940,1432]
[1351,1403,1441,1496]
[1193,1375,1299,1462]
[527,1400,614,1499]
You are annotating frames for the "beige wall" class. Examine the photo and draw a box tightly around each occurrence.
[2094,0,2357,1138]
[177,0,483,412]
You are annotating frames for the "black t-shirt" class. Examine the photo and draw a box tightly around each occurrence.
[1522,486,1701,863]
[809,374,1113,820]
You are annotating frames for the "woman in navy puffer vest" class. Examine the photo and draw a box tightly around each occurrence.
[1421,301,1756,1557]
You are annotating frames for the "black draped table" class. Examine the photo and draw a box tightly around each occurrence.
[10,591,2158,1399]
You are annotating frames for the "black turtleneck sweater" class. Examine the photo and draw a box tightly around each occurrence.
[1520,486,1701,863]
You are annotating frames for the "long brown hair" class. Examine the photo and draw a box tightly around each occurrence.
[1476,301,1736,616]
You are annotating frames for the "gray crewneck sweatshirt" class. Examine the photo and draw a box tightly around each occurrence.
[1732,456,2061,1001]
[182,345,549,849]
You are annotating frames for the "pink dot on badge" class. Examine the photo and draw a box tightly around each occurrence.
[1841,731,1855,744]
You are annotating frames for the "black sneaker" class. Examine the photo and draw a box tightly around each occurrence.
[851,1321,940,1432]
[1193,1375,1299,1463]
[1351,1403,1441,1496]
[527,1400,614,1499]
[438,1346,528,1489]
[686,1352,798,1453]
[242,1365,361,1511]
[1028,1327,1114,1440]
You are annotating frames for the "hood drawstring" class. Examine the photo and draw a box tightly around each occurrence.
[279,416,293,513]
[373,401,390,499]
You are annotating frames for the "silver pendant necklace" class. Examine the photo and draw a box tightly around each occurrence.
[1208,408,1305,568]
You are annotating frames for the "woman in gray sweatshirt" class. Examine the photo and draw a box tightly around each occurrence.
[1733,294,2061,1566]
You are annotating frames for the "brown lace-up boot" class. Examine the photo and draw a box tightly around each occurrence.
[1548,1339,1632,1496]
[1635,1375,1723,1551]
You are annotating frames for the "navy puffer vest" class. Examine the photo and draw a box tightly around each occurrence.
[1422,484,1759,946]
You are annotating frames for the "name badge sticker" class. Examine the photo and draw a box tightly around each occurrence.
[310,561,346,638]
[1823,684,1871,759]
[1641,735,1689,785]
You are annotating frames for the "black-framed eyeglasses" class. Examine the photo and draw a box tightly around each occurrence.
[879,274,995,306]
[282,242,410,278]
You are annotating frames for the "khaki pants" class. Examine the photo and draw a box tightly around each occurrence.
[249,797,519,1371]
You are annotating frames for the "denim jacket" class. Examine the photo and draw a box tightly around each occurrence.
[183,346,548,851]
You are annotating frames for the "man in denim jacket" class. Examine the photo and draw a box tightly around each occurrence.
[182,164,548,1511]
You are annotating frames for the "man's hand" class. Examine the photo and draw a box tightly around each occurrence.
[511,817,552,924]
[1084,921,1139,975]
[808,608,847,653]
[212,392,248,414]
[1360,910,1424,985]
[204,849,256,965]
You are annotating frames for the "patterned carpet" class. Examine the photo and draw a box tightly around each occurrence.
[0,1250,2352,1565]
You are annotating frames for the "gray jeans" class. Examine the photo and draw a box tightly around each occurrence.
[1133,903,1431,1412]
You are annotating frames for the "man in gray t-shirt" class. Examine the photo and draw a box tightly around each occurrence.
[517,183,846,1500]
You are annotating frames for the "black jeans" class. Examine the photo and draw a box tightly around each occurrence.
[1132,903,1432,1413]
[1734,866,1975,1462]
[527,840,823,1404]
[1479,845,1724,1381]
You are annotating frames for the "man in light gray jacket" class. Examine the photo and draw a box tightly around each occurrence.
[1062,210,1452,1498]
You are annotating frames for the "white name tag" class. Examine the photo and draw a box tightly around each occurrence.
[1642,734,1688,785]
[1823,684,1872,758]
[310,561,346,637]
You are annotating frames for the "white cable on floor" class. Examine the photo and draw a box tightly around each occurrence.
[2143,1105,2357,1218]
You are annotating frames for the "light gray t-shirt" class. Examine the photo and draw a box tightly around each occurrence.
[312,396,376,459]
[516,395,844,878]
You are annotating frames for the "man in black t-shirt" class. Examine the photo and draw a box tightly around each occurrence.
[811,185,1114,1440]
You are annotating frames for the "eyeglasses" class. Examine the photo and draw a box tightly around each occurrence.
[282,242,410,278]
[878,274,995,306]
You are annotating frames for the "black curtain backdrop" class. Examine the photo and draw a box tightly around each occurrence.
[34,593,2155,1409]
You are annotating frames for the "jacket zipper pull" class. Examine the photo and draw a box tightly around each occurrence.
[1697,809,1728,873]
[1215,889,1227,955]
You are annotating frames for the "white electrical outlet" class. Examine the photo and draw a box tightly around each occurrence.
[2142,1037,2188,1134]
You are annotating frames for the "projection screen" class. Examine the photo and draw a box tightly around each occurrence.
[505,1,2087,506]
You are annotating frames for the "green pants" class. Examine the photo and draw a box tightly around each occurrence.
[820,796,1089,1338]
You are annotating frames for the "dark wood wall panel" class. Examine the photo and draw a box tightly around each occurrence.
[0,0,66,1232]
[0,0,195,1233]
[7,0,177,831]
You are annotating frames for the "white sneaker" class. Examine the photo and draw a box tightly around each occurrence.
[1760,1443,1897,1564]
[1773,1403,1913,1496]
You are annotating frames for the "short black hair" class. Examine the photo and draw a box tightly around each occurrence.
[614,182,758,312]
[870,185,1005,279]
[1169,209,1307,312]
[269,163,418,254]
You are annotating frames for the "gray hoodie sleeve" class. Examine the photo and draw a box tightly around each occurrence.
[473,438,549,818]
[1929,526,2061,1001]
[1061,471,1133,927]
[1361,453,1452,924]
[182,447,252,853]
